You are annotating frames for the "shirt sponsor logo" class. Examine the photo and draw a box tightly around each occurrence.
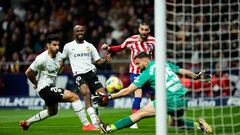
[74,53,90,57]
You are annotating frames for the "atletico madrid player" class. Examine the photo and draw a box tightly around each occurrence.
[101,21,155,129]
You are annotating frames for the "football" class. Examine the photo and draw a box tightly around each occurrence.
[105,76,123,93]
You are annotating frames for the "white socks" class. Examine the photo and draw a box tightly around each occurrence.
[27,109,49,125]
[72,99,90,126]
[87,107,99,128]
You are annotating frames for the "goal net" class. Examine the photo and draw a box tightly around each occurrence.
[166,0,240,134]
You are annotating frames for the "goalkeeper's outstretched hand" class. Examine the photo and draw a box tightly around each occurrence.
[92,91,112,107]
[195,70,212,83]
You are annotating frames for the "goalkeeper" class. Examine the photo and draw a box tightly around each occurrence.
[93,51,213,133]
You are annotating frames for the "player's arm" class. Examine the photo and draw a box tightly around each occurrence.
[93,83,138,106]
[179,69,212,82]
[95,54,112,65]
[93,71,149,106]
[101,44,125,53]
[25,67,38,89]
[178,69,199,79]
[111,84,138,99]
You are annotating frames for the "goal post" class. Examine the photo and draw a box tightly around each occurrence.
[155,0,167,135]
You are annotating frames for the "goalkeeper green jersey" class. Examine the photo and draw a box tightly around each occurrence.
[133,61,188,111]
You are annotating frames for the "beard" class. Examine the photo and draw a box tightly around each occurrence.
[140,34,148,40]
[140,67,146,72]
[75,35,84,42]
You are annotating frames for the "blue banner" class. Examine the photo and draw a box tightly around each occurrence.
[0,96,239,109]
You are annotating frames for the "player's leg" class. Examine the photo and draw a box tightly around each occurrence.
[62,89,97,130]
[168,95,212,133]
[79,83,100,128]
[130,88,142,128]
[19,103,58,130]
[20,86,60,130]
[168,109,212,133]
[75,72,103,128]
[168,109,196,128]
[167,95,196,129]
[99,101,155,133]
[95,87,107,115]
[129,73,142,128]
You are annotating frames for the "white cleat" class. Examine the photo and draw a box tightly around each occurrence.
[130,123,138,129]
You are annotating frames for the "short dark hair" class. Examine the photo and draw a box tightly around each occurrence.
[46,34,60,44]
[139,20,150,27]
[134,52,150,60]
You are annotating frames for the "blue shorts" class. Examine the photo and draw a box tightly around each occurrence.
[130,73,155,96]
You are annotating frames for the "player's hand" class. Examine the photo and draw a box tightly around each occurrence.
[101,44,110,50]
[105,54,112,62]
[195,70,212,83]
[92,91,111,107]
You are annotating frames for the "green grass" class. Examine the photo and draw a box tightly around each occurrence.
[0,107,240,135]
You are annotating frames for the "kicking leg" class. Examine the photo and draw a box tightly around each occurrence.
[79,84,99,128]
[62,89,97,131]
[20,103,58,130]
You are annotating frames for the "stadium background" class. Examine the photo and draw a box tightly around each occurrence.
[0,0,239,106]
[0,0,240,134]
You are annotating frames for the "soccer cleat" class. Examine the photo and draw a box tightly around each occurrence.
[99,121,111,133]
[82,124,99,131]
[19,120,30,131]
[130,123,138,129]
[199,118,213,133]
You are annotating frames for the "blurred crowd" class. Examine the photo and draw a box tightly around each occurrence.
[0,0,240,97]
[166,0,240,97]
[0,0,153,73]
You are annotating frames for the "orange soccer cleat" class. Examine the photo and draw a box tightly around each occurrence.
[82,124,99,131]
[19,120,30,131]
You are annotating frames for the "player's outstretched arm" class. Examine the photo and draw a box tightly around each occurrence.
[101,44,110,50]
[178,68,199,79]
[179,69,212,82]
[101,43,125,53]
[92,84,138,106]
[111,84,138,99]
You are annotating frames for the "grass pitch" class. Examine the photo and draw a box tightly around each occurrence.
[0,107,239,135]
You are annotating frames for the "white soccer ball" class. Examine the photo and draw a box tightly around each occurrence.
[105,76,123,93]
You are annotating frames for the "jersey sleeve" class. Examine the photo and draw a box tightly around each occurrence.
[166,61,179,73]
[91,44,101,61]
[109,45,125,52]
[120,38,132,48]
[61,44,68,59]
[30,56,44,71]
[133,70,150,88]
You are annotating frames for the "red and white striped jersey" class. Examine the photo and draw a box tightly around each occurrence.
[121,35,155,74]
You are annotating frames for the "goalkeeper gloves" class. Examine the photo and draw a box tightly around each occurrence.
[92,91,112,107]
[194,70,212,83]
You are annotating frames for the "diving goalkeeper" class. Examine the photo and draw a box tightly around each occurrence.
[93,51,213,133]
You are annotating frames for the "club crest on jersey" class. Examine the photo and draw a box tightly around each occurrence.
[86,47,91,52]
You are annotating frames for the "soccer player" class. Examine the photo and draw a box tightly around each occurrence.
[20,34,97,131]
[62,25,111,128]
[94,52,213,133]
[101,21,155,128]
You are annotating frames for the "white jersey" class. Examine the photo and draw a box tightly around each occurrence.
[62,40,101,75]
[30,51,62,92]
